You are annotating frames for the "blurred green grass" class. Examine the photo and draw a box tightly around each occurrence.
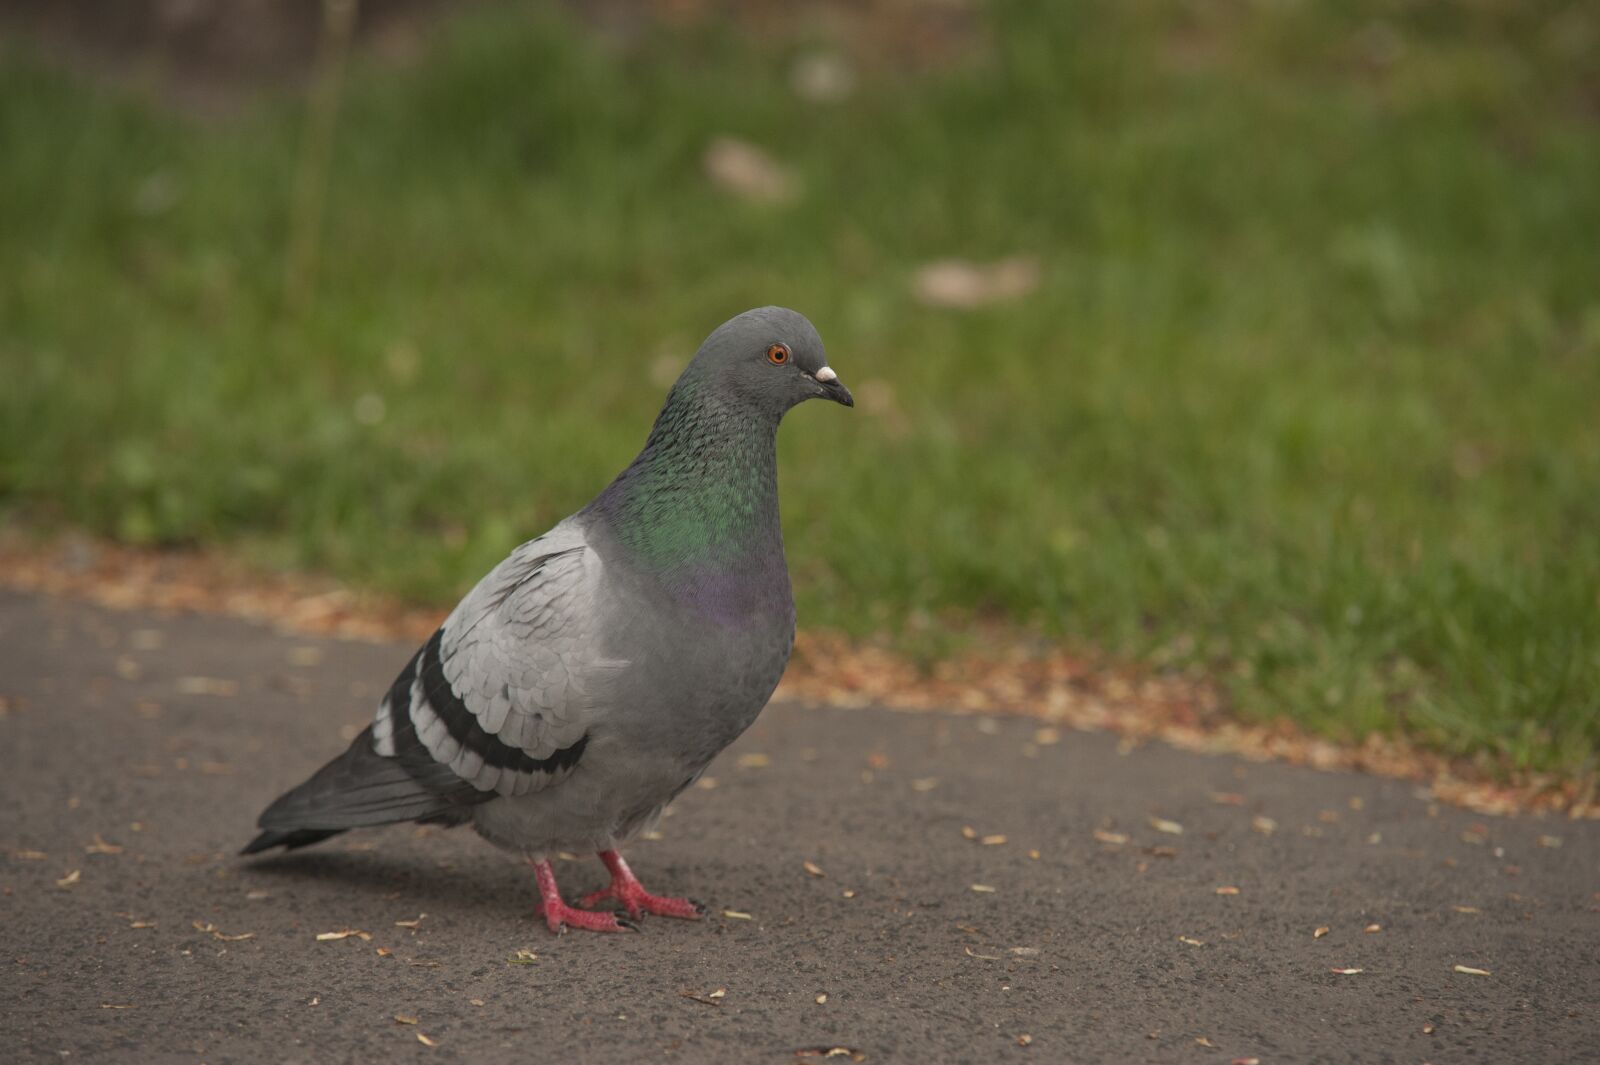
[3,1,1597,774]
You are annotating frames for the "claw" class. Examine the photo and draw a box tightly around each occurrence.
[530,858,638,934]
[529,852,699,935]
[588,850,704,921]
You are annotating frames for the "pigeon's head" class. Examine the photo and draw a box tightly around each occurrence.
[689,306,853,419]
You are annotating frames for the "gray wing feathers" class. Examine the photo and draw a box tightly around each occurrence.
[401,523,625,796]
[246,525,618,854]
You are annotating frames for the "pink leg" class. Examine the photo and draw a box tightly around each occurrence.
[529,858,637,934]
[578,850,705,920]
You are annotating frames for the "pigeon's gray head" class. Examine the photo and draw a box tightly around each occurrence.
[687,306,853,419]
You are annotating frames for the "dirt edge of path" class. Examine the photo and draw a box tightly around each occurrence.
[2,531,1592,821]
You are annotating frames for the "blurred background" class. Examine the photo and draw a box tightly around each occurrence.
[1,1,1596,778]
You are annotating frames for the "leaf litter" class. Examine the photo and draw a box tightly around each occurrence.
[316,928,372,941]
[192,920,254,941]
[12,536,1593,818]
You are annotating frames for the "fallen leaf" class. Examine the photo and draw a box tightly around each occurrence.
[911,777,939,792]
[376,947,393,957]
[1452,906,1480,915]
[315,929,371,942]
[1093,829,1129,845]
[970,884,997,894]
[736,753,770,769]
[722,909,753,920]
[790,49,856,104]
[793,1048,864,1061]
[470,999,485,1007]
[1148,816,1185,835]
[961,826,978,840]
[1536,835,1562,849]
[1251,816,1277,835]
[1010,946,1041,956]
[1453,964,1491,976]
[695,776,718,790]
[1232,1058,1262,1065]
[1423,1023,1436,1034]
[1178,936,1205,947]
[964,947,1002,960]
[100,1003,134,1010]
[129,920,156,929]
[1196,1036,1217,1048]
[1211,792,1246,806]
[803,861,826,878]
[815,992,828,1004]
[177,676,238,696]
[394,1014,418,1025]
[56,869,81,888]
[1365,924,1382,934]
[13,849,47,861]
[508,949,538,965]
[213,930,255,942]
[980,835,1007,846]
[416,1032,438,1047]
[1330,967,1364,975]
[679,990,725,1007]
[913,256,1040,310]
[85,834,123,855]
[1215,886,1241,896]
[703,138,798,204]
[1017,1033,1033,1046]
[395,914,426,929]
[1314,926,1330,939]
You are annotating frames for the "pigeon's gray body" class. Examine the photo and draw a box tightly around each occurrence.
[244,307,850,861]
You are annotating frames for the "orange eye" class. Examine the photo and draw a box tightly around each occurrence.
[766,343,790,365]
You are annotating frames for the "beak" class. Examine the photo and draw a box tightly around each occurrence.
[813,365,854,408]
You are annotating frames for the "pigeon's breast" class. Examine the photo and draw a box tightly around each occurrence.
[599,557,794,773]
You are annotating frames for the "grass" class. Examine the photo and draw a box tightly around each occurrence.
[2,1,1597,775]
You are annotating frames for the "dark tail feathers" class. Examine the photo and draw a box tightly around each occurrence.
[241,827,346,855]
[241,726,471,856]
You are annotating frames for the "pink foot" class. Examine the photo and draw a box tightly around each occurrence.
[530,858,637,934]
[578,850,706,921]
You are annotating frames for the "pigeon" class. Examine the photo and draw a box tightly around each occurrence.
[243,306,853,933]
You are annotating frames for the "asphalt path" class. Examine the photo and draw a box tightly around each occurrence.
[2,591,1596,1063]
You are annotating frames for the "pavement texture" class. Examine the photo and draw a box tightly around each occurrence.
[2,589,1597,1064]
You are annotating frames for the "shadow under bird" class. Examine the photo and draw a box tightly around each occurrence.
[243,307,852,933]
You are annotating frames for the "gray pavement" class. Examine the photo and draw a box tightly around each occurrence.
[1,590,1596,1064]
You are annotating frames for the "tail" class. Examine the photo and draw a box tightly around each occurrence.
[241,726,475,856]
[241,827,346,855]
